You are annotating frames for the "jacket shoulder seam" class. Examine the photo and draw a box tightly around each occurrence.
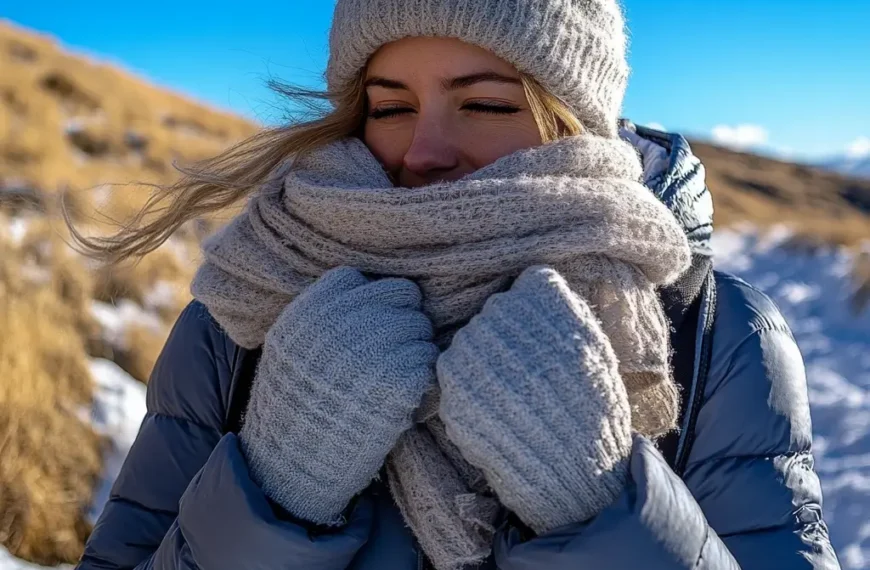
[143,409,223,435]
[104,494,179,518]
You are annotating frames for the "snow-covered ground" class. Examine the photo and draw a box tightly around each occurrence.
[86,359,149,523]
[1,225,868,568]
[90,299,165,352]
[713,227,870,569]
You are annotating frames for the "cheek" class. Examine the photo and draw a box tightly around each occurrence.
[363,121,413,172]
[460,116,543,168]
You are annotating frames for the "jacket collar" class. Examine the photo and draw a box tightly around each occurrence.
[620,121,715,258]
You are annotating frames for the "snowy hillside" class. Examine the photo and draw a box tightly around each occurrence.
[713,227,870,569]
[1,226,868,569]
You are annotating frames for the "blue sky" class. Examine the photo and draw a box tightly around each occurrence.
[4,0,868,160]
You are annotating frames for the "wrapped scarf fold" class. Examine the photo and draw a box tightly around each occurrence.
[192,134,691,569]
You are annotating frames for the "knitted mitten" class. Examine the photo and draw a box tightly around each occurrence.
[438,266,633,534]
[240,267,439,525]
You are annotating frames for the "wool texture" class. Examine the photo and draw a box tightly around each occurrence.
[238,267,439,524]
[327,0,629,138]
[192,133,691,570]
[438,265,633,535]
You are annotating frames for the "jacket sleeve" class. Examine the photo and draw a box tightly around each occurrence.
[494,275,840,570]
[682,277,839,570]
[493,436,739,570]
[77,302,373,570]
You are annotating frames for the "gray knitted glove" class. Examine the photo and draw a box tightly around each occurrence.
[239,267,439,525]
[438,266,633,534]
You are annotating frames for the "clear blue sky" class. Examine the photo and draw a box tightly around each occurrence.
[3,0,868,160]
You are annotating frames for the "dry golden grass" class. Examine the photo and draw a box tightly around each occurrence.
[852,250,870,312]
[690,140,870,247]
[0,218,103,565]
[89,244,193,381]
[0,215,186,565]
[112,324,170,384]
[92,246,191,308]
[0,19,258,201]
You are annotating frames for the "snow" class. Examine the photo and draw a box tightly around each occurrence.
[8,219,28,244]
[142,280,182,314]
[821,137,870,179]
[0,215,31,246]
[86,359,148,522]
[90,185,112,207]
[84,300,160,522]
[90,299,164,347]
[713,227,870,569]
[823,154,870,180]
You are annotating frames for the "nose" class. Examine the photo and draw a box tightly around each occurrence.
[401,116,460,184]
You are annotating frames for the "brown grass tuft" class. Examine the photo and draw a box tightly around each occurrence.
[92,246,189,308]
[113,324,169,383]
[0,221,103,565]
[88,246,189,382]
[852,250,870,313]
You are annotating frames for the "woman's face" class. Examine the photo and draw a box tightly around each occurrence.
[363,37,543,188]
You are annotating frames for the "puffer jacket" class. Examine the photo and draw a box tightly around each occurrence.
[77,127,841,570]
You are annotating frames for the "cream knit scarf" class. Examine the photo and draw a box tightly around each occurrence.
[192,134,691,569]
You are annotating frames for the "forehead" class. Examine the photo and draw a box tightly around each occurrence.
[366,37,520,82]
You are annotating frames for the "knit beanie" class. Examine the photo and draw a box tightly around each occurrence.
[326,0,630,138]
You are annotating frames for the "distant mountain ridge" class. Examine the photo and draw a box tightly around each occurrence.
[821,154,870,180]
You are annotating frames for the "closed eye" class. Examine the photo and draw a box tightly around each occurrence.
[368,102,521,120]
[368,106,414,120]
[462,102,521,115]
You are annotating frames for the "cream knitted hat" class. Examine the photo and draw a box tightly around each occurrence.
[326,0,631,138]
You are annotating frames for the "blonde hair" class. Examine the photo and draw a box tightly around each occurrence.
[67,73,583,263]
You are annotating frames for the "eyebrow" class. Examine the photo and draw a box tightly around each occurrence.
[364,72,522,92]
[444,72,522,90]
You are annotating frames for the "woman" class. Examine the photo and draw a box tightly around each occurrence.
[76,1,840,569]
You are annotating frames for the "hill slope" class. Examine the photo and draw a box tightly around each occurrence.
[0,19,257,218]
[689,141,870,246]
